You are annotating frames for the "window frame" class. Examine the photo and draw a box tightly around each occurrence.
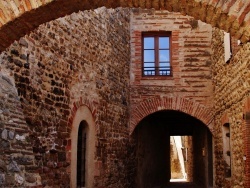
[142,31,172,77]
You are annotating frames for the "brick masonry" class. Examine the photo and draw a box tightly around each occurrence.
[0,1,250,51]
[130,9,214,134]
[130,96,214,134]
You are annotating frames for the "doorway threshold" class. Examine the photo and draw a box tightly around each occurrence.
[170,178,187,182]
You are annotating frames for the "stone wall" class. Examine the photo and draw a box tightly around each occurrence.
[170,137,182,179]
[0,7,130,187]
[170,136,193,180]
[184,136,193,182]
[211,28,250,187]
[0,69,40,186]
[130,8,214,133]
[0,5,250,188]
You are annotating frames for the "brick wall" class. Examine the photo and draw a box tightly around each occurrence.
[130,9,214,133]
[0,7,130,187]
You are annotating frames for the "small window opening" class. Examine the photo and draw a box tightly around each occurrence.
[77,121,88,187]
[222,123,231,178]
[224,32,232,64]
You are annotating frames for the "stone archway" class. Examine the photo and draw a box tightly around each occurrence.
[130,96,214,134]
[0,0,250,51]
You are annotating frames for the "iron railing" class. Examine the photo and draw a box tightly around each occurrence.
[143,66,172,76]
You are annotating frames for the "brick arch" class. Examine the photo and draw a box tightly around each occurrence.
[67,97,98,128]
[0,0,250,52]
[130,96,214,135]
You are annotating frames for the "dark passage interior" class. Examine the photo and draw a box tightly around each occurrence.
[133,110,213,188]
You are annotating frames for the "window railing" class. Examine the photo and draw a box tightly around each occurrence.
[143,66,172,76]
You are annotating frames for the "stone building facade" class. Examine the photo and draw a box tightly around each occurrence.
[0,7,131,188]
[0,1,249,188]
[211,28,250,187]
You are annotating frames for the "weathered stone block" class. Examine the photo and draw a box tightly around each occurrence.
[0,159,7,172]
[8,161,20,172]
[1,140,10,149]
[15,173,24,185]
[19,38,28,48]
[1,129,8,140]
[5,175,15,186]
[25,173,36,183]
[0,173,5,186]
[13,59,23,67]
[8,131,14,140]
[58,152,66,162]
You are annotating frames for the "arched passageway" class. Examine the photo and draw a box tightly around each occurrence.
[132,110,213,188]
[0,0,250,51]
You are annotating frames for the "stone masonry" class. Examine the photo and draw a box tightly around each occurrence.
[211,28,250,187]
[0,5,250,188]
[0,7,130,187]
[0,69,40,187]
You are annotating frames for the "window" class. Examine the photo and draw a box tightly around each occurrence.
[222,122,231,178]
[142,32,172,76]
[224,32,232,64]
[77,121,87,187]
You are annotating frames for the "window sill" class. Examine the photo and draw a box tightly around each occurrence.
[141,76,174,80]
